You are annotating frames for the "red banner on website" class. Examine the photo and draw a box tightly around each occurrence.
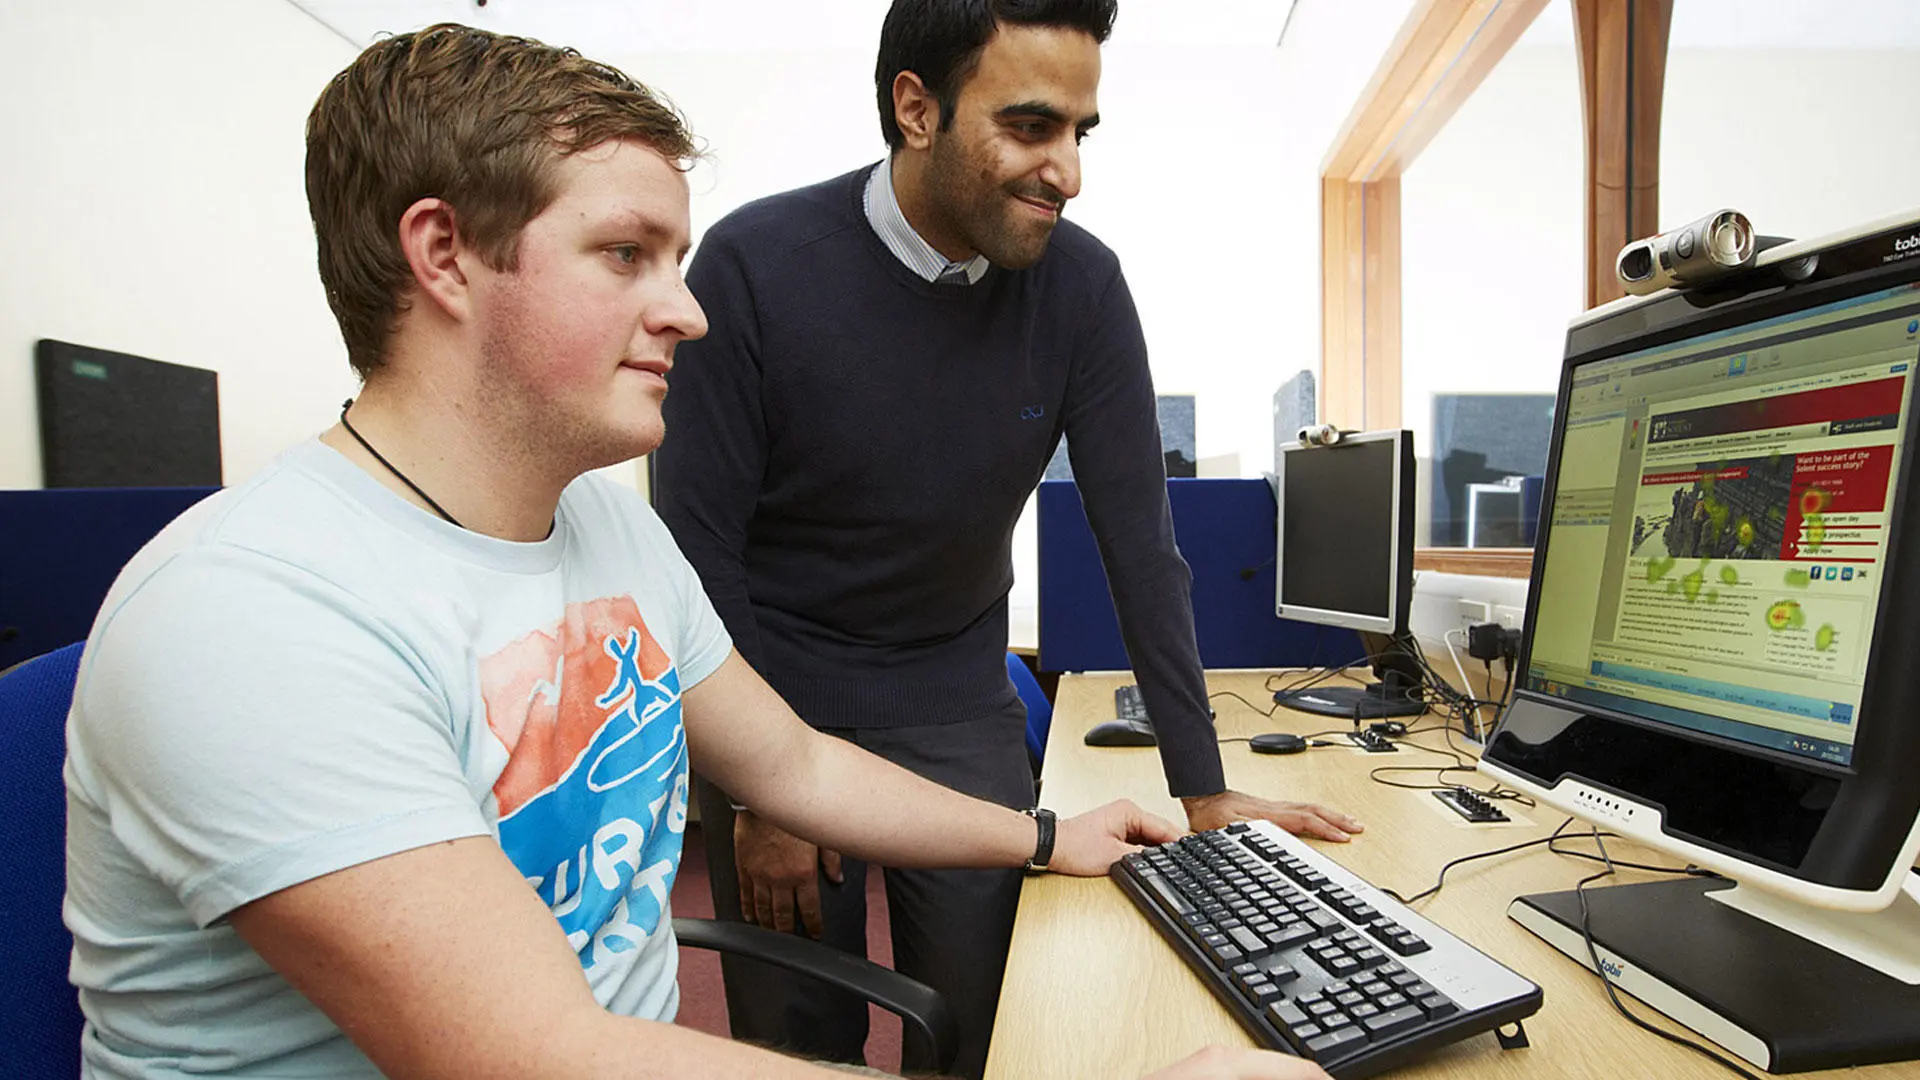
[1646,376,1905,445]
[1784,445,1896,562]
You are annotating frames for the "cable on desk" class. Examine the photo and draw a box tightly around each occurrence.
[1379,818,1584,905]
[1207,689,1285,719]
[1367,728,1537,808]
[1575,827,1767,1080]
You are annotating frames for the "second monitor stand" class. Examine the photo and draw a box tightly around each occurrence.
[1273,631,1427,721]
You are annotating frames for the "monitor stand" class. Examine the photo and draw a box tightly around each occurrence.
[1274,677,1425,720]
[1274,631,1427,721]
[1508,872,1920,1072]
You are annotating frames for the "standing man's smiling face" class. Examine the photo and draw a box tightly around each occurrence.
[907,24,1101,269]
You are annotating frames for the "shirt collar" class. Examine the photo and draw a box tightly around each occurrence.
[862,156,990,286]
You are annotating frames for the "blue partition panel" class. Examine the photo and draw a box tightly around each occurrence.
[0,487,219,670]
[1037,478,1361,673]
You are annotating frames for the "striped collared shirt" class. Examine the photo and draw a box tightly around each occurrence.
[862,155,989,285]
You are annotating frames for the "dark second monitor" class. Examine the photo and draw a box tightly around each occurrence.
[1271,429,1427,721]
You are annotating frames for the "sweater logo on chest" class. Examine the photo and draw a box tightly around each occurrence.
[1020,405,1047,421]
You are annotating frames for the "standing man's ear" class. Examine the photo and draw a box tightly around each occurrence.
[892,71,939,151]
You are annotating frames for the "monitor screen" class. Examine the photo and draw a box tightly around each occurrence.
[1275,431,1413,635]
[1485,215,1920,903]
[1526,281,1919,768]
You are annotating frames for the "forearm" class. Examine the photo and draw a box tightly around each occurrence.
[553,1014,859,1080]
[746,725,1037,870]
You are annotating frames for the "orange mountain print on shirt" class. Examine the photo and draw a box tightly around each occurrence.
[479,595,673,816]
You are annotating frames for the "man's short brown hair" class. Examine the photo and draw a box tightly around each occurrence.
[306,23,699,378]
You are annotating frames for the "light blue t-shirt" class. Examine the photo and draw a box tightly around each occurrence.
[63,439,733,1078]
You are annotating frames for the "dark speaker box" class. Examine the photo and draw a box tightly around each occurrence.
[34,339,222,487]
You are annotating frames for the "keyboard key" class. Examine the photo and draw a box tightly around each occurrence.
[1304,1026,1370,1058]
[1361,1005,1427,1039]
[1416,994,1458,1019]
[1141,874,1194,916]
[1229,926,1269,957]
[1386,933,1432,956]
[1268,1001,1311,1030]
[1261,959,1300,984]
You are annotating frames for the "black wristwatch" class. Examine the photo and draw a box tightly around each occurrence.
[1022,807,1057,872]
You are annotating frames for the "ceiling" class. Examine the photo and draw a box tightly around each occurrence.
[287,0,1301,53]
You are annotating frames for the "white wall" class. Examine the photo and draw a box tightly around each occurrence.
[1660,48,1920,242]
[1396,4,1920,548]
[0,0,358,490]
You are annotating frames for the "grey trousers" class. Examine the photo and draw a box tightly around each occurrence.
[697,701,1036,1080]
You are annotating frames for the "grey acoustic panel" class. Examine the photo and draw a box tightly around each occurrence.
[1271,369,1316,475]
[1045,394,1196,480]
[1429,393,1553,546]
[35,340,222,488]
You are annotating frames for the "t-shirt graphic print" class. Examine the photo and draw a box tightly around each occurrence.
[480,595,690,985]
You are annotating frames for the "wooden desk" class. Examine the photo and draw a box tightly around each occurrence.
[984,671,1920,1079]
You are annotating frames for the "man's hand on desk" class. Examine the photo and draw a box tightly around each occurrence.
[1182,790,1364,843]
[1050,799,1182,875]
[735,810,844,938]
[1146,1046,1332,1079]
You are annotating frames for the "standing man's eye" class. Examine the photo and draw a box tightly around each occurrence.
[610,245,639,265]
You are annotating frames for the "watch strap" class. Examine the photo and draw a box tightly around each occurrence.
[1022,807,1057,872]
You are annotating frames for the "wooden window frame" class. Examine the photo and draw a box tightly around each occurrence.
[1321,0,1673,578]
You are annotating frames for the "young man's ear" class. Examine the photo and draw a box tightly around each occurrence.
[395,197,473,322]
[892,70,940,152]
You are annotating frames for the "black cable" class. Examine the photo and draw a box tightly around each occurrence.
[339,399,463,528]
[1208,689,1285,718]
[1379,818,1582,905]
[1575,828,1768,1080]
[1368,727,1537,807]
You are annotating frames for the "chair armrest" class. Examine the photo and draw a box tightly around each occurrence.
[672,917,957,1074]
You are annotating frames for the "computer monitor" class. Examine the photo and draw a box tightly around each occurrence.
[1272,429,1425,720]
[1480,210,1920,1072]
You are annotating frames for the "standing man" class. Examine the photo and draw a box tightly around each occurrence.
[655,1,1364,1075]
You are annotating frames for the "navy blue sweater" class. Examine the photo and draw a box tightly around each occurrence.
[656,166,1225,797]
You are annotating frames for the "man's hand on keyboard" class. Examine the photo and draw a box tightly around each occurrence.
[1050,799,1182,875]
[1181,790,1364,843]
[1144,1046,1333,1079]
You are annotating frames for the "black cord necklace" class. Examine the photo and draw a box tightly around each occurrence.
[338,399,463,529]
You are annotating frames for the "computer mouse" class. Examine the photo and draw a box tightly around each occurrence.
[1083,718,1158,747]
[1249,732,1308,755]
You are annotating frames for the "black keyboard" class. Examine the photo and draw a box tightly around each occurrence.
[1114,822,1541,1078]
[1116,683,1148,722]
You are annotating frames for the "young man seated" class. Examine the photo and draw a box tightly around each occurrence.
[60,23,1327,1080]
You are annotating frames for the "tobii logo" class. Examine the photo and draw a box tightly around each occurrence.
[1897,234,1920,253]
[1599,957,1627,980]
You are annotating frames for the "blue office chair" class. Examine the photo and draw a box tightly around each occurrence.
[2,643,956,1077]
[0,642,87,1077]
[1008,652,1053,768]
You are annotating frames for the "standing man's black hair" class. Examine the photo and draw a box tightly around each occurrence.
[874,0,1118,150]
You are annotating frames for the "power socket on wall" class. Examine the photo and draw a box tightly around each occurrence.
[1411,572,1530,650]
[1456,599,1492,633]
